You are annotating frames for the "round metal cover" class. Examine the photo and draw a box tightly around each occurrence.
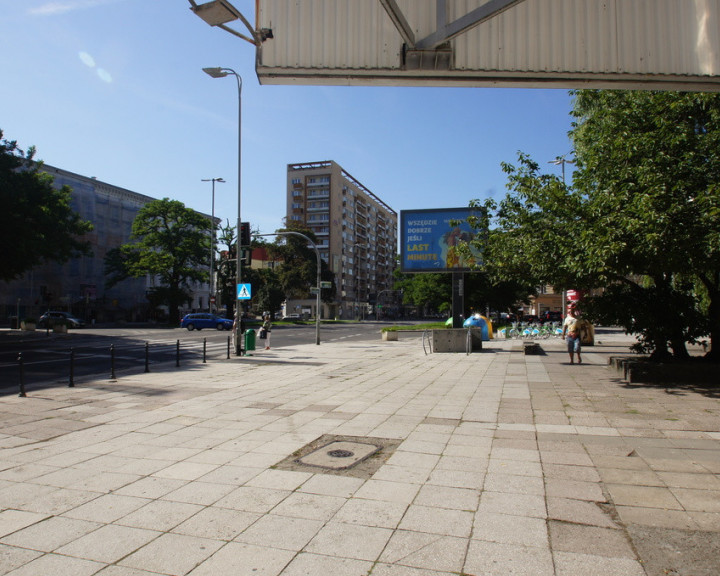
[327,449,354,458]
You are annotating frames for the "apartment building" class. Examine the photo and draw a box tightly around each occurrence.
[286,161,397,319]
[1,165,212,324]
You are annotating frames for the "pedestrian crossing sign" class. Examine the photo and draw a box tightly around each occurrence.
[237,283,252,300]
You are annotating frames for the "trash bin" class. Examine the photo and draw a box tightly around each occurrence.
[244,329,256,352]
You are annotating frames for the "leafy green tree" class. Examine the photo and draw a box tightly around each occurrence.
[270,221,336,310]
[393,266,533,319]
[393,272,451,316]
[0,130,93,281]
[252,268,286,318]
[216,220,237,318]
[572,90,720,360]
[270,221,319,298]
[479,91,720,361]
[105,198,209,325]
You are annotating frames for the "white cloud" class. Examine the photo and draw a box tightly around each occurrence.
[29,0,124,16]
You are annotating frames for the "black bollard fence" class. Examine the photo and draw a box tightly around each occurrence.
[69,348,75,387]
[110,344,116,380]
[12,338,235,393]
[18,353,26,397]
[144,341,150,373]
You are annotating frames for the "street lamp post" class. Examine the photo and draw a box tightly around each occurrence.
[203,66,243,355]
[549,154,575,321]
[201,177,225,314]
[548,154,575,184]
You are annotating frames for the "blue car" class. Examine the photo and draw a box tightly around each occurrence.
[181,313,233,331]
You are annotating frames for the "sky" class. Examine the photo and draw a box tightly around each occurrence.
[1,0,576,238]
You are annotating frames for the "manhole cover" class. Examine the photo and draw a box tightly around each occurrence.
[299,440,380,470]
[273,435,401,478]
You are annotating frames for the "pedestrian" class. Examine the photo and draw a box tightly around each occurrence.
[561,306,585,364]
[261,314,272,350]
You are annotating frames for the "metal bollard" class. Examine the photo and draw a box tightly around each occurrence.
[18,353,26,397]
[203,338,207,363]
[176,340,180,367]
[69,348,75,387]
[144,341,150,373]
[110,344,116,379]
[227,335,230,359]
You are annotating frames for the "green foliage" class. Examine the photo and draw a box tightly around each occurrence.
[270,222,318,298]
[0,129,93,281]
[269,221,336,303]
[104,198,210,324]
[216,220,238,317]
[252,268,286,317]
[393,272,451,315]
[481,91,720,360]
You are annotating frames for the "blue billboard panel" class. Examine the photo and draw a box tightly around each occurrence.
[400,208,482,273]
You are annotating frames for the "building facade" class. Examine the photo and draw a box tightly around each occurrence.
[286,161,397,319]
[1,164,211,325]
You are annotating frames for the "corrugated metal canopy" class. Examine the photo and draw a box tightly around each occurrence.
[247,0,720,90]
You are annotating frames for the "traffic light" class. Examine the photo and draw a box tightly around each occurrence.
[241,247,252,265]
[240,222,251,247]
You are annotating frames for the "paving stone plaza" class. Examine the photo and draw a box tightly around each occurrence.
[1,329,718,575]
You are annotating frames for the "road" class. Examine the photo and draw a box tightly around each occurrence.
[0,322,393,395]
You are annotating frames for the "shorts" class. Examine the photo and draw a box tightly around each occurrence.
[566,335,581,353]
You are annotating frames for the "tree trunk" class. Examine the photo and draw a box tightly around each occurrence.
[670,337,690,360]
[706,287,720,362]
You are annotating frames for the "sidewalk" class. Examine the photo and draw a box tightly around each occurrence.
[0,332,718,575]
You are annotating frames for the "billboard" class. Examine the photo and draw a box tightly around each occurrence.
[400,208,482,273]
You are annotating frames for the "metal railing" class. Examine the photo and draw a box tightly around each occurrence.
[11,336,234,397]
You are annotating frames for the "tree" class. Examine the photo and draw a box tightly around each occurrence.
[270,221,320,298]
[252,268,286,317]
[572,90,720,360]
[479,91,720,361]
[393,272,451,316]
[216,220,237,318]
[104,198,209,324]
[0,130,93,281]
[269,221,336,310]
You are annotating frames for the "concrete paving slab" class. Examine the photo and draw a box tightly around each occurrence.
[465,540,555,576]
[0,332,718,575]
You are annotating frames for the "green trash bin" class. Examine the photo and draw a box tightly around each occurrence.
[244,329,256,352]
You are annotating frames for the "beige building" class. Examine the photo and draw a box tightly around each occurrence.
[286,161,397,319]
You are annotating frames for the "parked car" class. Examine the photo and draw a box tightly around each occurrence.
[38,311,85,328]
[543,310,563,323]
[282,313,301,320]
[180,313,233,331]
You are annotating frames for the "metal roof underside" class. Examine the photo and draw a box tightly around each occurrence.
[250,0,720,90]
